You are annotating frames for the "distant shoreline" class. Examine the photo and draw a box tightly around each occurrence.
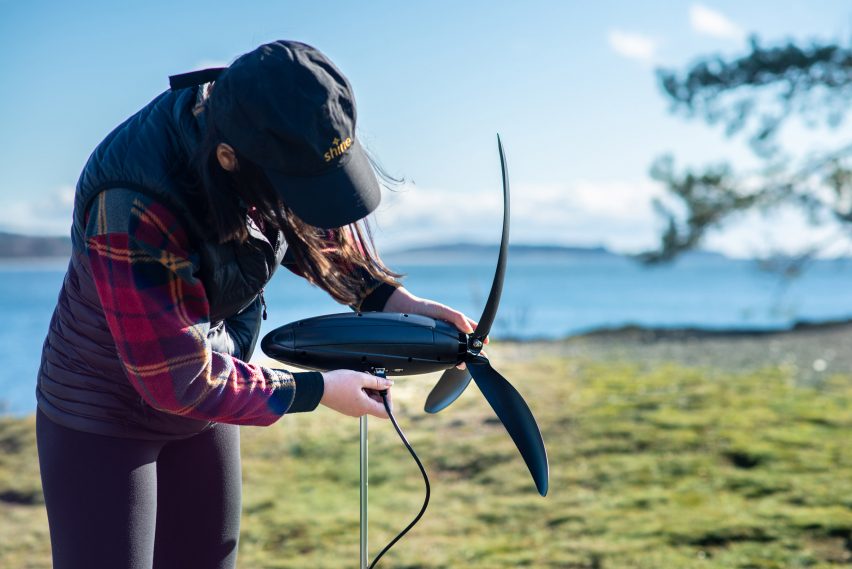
[0,234,730,261]
[6,234,852,264]
[0,232,71,259]
[0,257,69,269]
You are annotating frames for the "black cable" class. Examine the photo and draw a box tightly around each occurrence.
[368,391,431,569]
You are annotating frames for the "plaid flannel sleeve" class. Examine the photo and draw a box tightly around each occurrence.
[84,189,324,425]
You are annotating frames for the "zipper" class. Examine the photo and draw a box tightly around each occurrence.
[260,288,268,320]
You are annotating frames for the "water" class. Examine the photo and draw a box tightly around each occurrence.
[4,253,852,415]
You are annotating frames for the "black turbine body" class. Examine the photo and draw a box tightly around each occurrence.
[262,136,550,497]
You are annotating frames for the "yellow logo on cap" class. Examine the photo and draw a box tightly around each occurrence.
[324,136,353,163]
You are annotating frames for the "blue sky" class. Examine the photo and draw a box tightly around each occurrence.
[1,1,851,256]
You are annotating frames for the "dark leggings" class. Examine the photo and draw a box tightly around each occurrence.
[36,409,242,569]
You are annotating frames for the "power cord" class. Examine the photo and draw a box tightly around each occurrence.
[368,390,431,569]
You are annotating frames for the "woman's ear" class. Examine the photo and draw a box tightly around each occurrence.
[216,143,239,172]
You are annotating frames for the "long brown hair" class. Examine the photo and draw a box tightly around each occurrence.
[193,120,402,307]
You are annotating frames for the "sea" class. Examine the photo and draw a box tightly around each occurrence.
[3,251,852,415]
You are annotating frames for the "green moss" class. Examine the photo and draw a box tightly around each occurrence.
[2,347,851,568]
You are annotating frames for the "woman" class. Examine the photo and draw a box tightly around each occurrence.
[36,40,479,569]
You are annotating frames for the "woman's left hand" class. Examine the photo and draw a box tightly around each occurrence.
[383,287,488,369]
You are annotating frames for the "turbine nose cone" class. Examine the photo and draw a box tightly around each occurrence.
[261,325,295,360]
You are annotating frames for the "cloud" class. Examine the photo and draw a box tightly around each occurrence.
[0,186,74,236]
[703,206,852,259]
[372,179,666,255]
[607,29,659,64]
[372,179,852,260]
[689,4,744,40]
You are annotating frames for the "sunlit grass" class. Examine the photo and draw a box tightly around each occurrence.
[2,344,851,568]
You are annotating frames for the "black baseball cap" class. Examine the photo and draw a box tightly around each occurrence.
[173,40,380,229]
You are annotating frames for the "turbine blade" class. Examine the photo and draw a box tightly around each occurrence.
[424,366,473,413]
[468,355,549,496]
[472,135,510,343]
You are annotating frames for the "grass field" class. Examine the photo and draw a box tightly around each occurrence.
[1,332,851,568]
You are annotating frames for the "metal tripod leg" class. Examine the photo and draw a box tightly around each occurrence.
[360,414,368,569]
[360,367,385,569]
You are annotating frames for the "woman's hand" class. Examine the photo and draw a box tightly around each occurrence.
[320,369,393,418]
[383,286,488,369]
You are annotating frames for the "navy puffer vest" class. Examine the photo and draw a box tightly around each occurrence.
[36,87,287,439]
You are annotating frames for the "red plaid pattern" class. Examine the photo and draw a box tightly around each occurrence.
[85,190,302,425]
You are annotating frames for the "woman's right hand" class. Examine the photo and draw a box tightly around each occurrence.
[320,370,393,419]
